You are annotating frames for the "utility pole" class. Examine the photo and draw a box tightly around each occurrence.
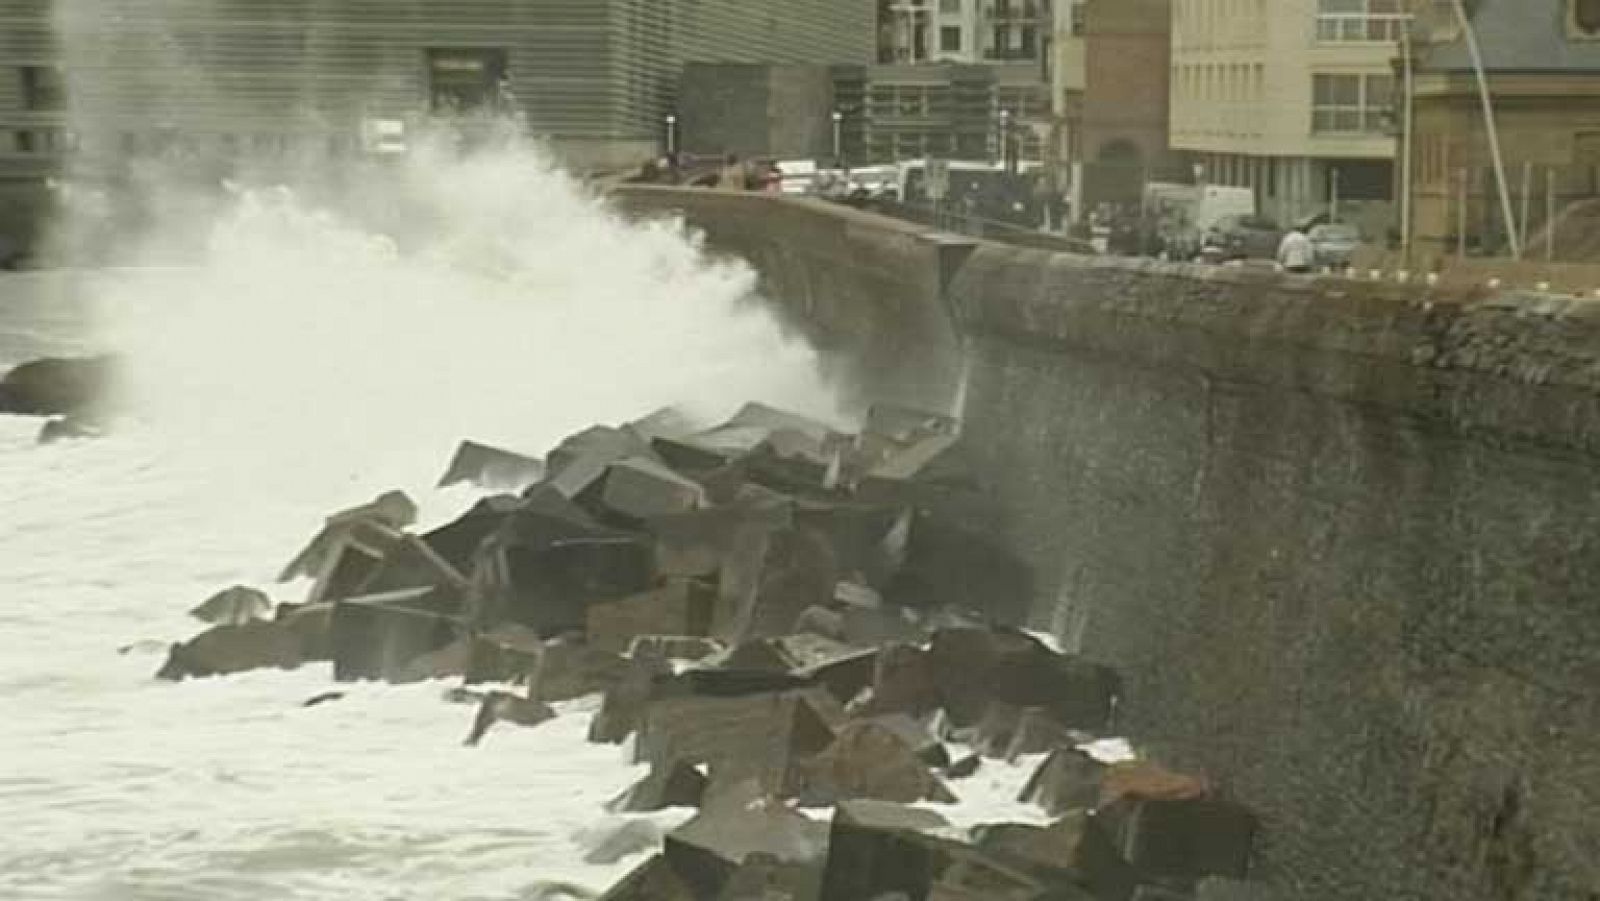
[1450,0,1520,258]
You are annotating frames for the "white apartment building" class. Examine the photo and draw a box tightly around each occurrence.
[1169,0,1413,232]
[881,0,1057,65]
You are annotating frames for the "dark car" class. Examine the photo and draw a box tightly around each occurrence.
[1308,222,1362,268]
[1206,214,1283,261]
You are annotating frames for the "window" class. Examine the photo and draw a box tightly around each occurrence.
[940,0,961,12]
[426,48,508,113]
[14,129,77,154]
[1312,72,1394,133]
[941,26,962,52]
[20,66,64,111]
[1574,0,1600,35]
[1316,0,1409,42]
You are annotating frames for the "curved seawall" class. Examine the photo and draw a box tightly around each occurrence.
[611,187,1600,899]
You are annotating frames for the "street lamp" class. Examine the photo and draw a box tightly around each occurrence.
[830,109,844,165]
[664,114,677,156]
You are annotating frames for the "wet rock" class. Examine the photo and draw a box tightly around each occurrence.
[437,440,545,492]
[600,455,707,521]
[595,852,696,901]
[973,814,1138,901]
[189,585,273,626]
[587,579,717,654]
[1019,749,1108,817]
[463,689,556,746]
[156,619,308,680]
[117,639,169,656]
[472,486,654,636]
[580,817,669,866]
[331,585,464,683]
[927,627,1120,732]
[663,779,829,900]
[607,761,709,813]
[281,602,335,661]
[302,691,345,708]
[37,414,102,444]
[799,719,957,806]
[1098,798,1257,883]
[793,605,846,641]
[714,852,824,901]
[0,354,116,417]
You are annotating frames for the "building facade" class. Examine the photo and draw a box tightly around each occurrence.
[0,0,875,179]
[1169,0,1409,232]
[879,0,1056,66]
[1408,0,1600,261]
[1079,0,1183,210]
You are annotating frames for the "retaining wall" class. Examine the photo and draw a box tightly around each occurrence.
[611,188,1600,900]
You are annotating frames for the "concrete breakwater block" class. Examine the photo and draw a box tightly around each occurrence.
[436,440,545,493]
[331,586,464,683]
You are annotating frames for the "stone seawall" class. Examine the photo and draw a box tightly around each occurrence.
[610,189,1600,899]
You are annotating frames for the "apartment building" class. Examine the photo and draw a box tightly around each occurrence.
[0,0,874,177]
[1169,0,1410,232]
[1409,0,1600,260]
[879,0,1055,65]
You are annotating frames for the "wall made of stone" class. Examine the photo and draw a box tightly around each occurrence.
[608,189,1600,898]
[951,248,1600,899]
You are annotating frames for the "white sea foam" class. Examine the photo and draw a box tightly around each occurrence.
[0,137,852,899]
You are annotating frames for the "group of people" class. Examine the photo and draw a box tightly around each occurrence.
[626,153,783,192]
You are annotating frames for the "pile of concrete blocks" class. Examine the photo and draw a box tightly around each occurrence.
[151,400,1268,899]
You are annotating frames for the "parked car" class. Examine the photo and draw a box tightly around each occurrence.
[1308,222,1362,268]
[1206,214,1283,261]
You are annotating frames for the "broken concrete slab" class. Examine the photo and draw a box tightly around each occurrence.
[862,403,960,446]
[594,852,696,901]
[601,455,707,521]
[580,817,669,866]
[1099,762,1210,808]
[926,628,1120,733]
[818,799,963,901]
[1101,798,1257,883]
[647,492,793,581]
[189,585,273,626]
[589,650,674,745]
[634,686,839,796]
[331,586,465,683]
[422,494,522,576]
[463,689,557,746]
[1019,749,1108,817]
[473,494,654,637]
[664,779,830,900]
[973,814,1139,901]
[1004,707,1091,762]
[279,490,417,583]
[351,533,470,601]
[607,760,709,813]
[544,425,657,500]
[799,719,958,806]
[155,619,308,681]
[464,622,546,685]
[587,579,717,654]
[537,639,630,704]
[392,636,471,684]
[436,440,545,493]
[719,525,838,643]
[856,643,941,719]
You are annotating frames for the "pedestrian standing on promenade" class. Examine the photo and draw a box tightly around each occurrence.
[719,154,747,190]
[1277,225,1314,274]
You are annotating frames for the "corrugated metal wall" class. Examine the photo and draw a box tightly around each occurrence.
[0,0,873,170]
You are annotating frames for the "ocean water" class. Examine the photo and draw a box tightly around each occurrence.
[0,154,1048,900]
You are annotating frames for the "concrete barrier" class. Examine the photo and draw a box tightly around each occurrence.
[611,189,1600,899]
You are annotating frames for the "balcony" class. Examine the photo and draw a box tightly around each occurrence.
[983,1,1047,24]
[1315,13,1411,43]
